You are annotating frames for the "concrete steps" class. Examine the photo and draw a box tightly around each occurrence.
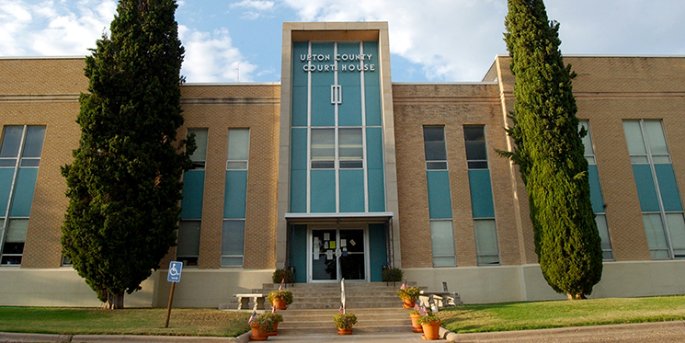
[277,307,412,335]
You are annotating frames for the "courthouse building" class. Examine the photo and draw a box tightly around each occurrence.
[1,22,685,307]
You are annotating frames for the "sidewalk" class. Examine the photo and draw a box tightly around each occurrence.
[2,321,684,342]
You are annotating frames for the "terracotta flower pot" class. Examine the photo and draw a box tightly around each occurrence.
[337,327,353,335]
[421,321,441,340]
[409,313,423,333]
[249,323,269,341]
[272,297,288,310]
[402,299,416,309]
[266,321,279,336]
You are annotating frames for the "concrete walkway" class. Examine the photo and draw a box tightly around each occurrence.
[2,321,685,342]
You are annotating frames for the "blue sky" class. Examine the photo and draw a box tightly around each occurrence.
[1,0,684,83]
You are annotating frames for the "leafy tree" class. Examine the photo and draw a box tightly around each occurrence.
[61,0,191,309]
[503,0,603,299]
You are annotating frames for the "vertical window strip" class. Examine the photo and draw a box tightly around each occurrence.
[423,126,447,170]
[177,128,207,266]
[624,120,685,259]
[188,128,208,169]
[580,121,613,260]
[0,125,45,266]
[222,129,250,267]
[464,125,500,265]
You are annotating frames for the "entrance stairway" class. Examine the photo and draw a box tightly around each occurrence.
[262,282,411,335]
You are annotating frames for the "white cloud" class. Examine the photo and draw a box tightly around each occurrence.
[282,0,685,81]
[283,0,507,81]
[179,26,256,82]
[230,0,275,20]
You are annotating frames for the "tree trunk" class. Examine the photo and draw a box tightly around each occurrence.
[567,293,587,300]
[103,292,125,309]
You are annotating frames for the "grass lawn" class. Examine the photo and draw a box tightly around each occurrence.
[0,307,250,337]
[438,295,685,333]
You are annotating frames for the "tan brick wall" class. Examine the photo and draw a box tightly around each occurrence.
[392,83,522,267]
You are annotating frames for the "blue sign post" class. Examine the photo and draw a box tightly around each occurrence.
[165,261,183,328]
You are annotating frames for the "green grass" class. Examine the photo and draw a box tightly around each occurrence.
[438,295,685,333]
[0,307,250,337]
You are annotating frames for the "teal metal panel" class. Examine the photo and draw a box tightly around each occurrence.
[339,170,364,212]
[290,128,308,213]
[588,165,606,213]
[468,169,494,218]
[292,86,308,127]
[655,164,683,211]
[368,223,387,282]
[181,170,205,220]
[0,168,13,214]
[368,169,385,212]
[9,168,38,217]
[292,42,309,87]
[310,42,335,127]
[289,225,308,283]
[338,42,362,126]
[311,170,335,213]
[224,171,247,218]
[363,41,381,126]
[367,128,385,212]
[632,164,659,212]
[427,170,452,219]
[291,128,308,171]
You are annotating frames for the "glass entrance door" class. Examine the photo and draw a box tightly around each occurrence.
[310,228,366,282]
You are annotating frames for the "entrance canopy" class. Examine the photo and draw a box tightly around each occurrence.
[284,212,393,224]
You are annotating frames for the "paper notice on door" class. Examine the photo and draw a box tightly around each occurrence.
[329,241,336,249]
[314,237,320,249]
[324,232,330,240]
[341,239,347,248]
[326,250,334,260]
[314,253,320,260]
[350,239,356,247]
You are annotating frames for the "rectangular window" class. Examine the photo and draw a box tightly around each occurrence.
[221,220,245,267]
[177,220,200,266]
[188,128,208,169]
[464,126,488,169]
[580,121,613,260]
[423,126,447,170]
[338,128,363,168]
[0,125,45,266]
[311,128,335,169]
[624,120,685,260]
[430,220,456,267]
[227,128,249,170]
[474,220,499,265]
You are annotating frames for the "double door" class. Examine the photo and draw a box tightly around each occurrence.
[308,228,367,282]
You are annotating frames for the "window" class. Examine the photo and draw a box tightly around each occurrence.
[464,126,488,169]
[423,126,447,170]
[464,125,500,265]
[580,121,613,260]
[311,129,335,169]
[188,128,208,169]
[177,221,200,266]
[338,128,362,168]
[0,125,45,265]
[222,129,249,267]
[227,128,249,170]
[221,220,245,266]
[430,220,456,267]
[624,120,685,259]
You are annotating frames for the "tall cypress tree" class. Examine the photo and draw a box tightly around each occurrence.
[61,0,190,309]
[503,0,603,299]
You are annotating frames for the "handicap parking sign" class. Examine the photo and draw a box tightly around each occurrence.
[167,261,183,283]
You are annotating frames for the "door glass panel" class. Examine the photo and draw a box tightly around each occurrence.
[311,229,337,280]
[339,229,365,280]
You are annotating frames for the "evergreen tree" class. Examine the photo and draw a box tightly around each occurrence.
[503,0,603,299]
[61,0,191,309]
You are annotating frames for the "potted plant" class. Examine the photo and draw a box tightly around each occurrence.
[261,312,283,336]
[267,289,293,310]
[272,268,294,284]
[418,312,441,340]
[333,312,357,335]
[408,305,423,333]
[381,266,403,285]
[249,313,274,341]
[397,286,420,309]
